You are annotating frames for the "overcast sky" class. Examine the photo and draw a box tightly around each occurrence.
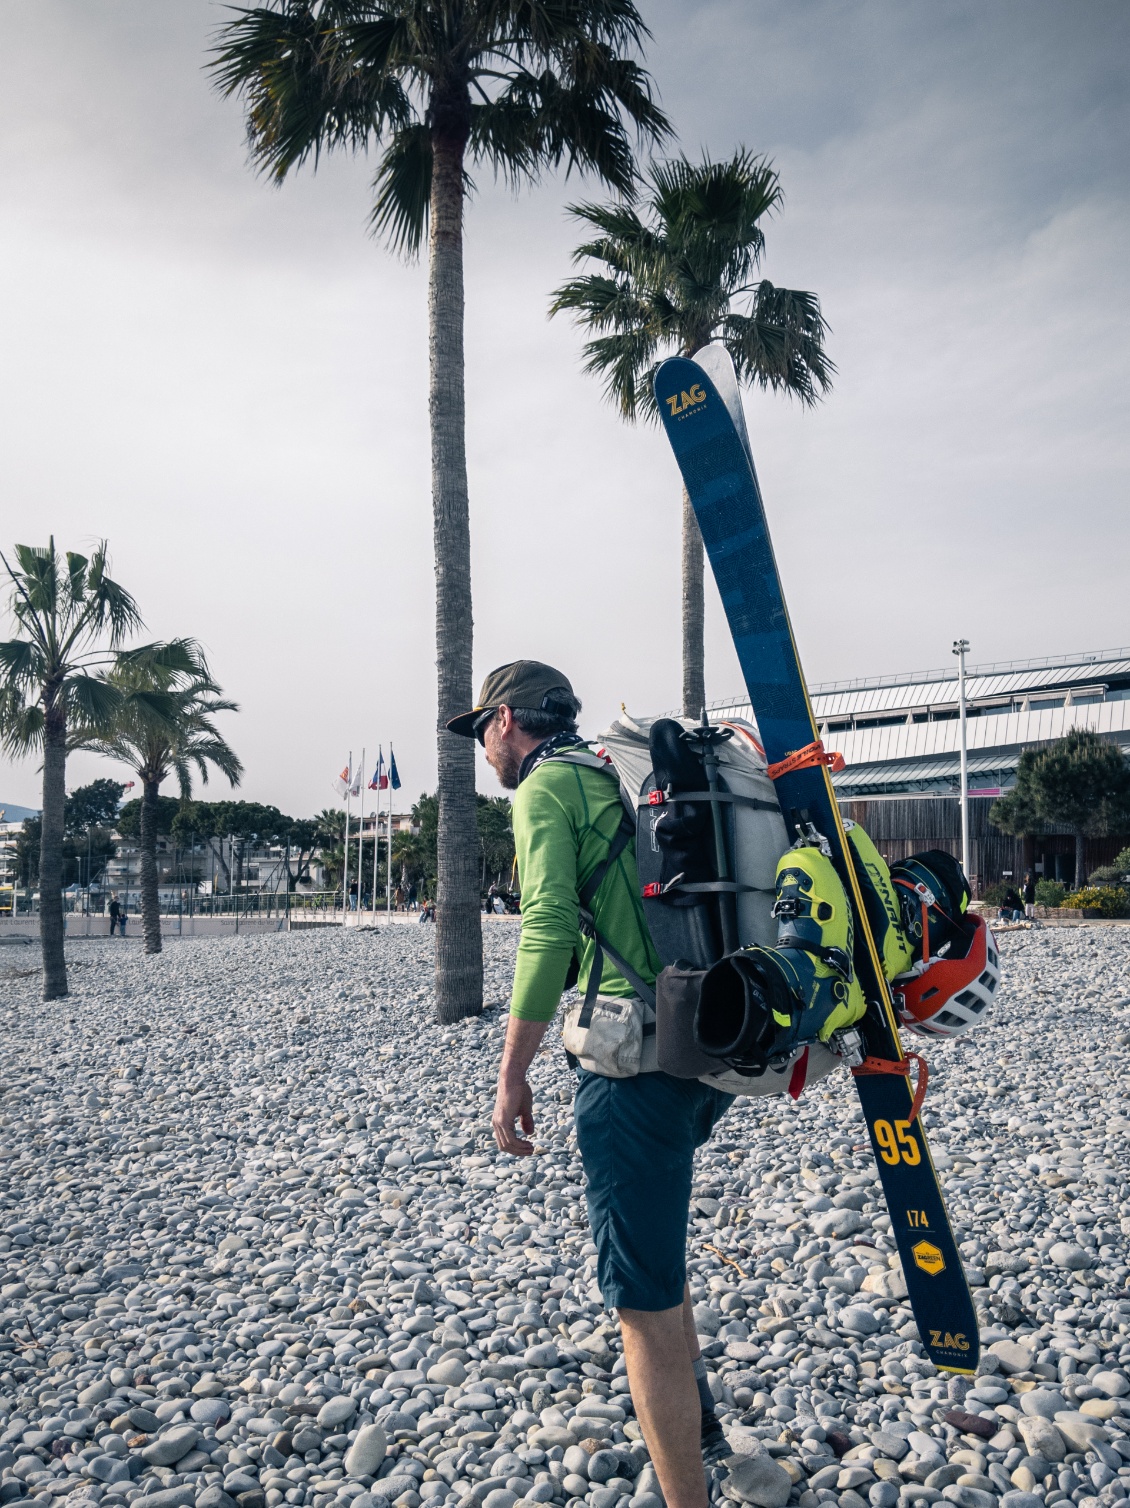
[2,0,1128,818]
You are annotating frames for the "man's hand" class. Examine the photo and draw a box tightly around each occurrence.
[493,1074,535,1155]
[492,1015,551,1157]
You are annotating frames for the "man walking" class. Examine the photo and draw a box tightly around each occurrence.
[448,661,732,1508]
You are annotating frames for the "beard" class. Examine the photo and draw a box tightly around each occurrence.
[490,741,523,790]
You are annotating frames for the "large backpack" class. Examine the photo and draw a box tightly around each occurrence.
[541,713,990,1095]
[586,712,855,1096]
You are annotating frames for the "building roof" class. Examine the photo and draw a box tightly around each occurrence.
[708,646,1130,798]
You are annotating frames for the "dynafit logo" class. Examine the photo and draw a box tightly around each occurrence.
[911,1239,945,1275]
[665,384,707,416]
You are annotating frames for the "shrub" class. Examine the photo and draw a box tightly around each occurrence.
[1062,885,1130,918]
[1035,879,1066,907]
[979,883,1010,907]
[1086,846,1130,885]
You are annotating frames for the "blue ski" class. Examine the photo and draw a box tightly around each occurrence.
[655,350,978,1374]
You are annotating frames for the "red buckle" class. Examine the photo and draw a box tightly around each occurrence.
[642,882,662,898]
[766,739,846,781]
[648,789,666,806]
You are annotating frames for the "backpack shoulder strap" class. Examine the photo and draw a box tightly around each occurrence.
[574,809,657,1026]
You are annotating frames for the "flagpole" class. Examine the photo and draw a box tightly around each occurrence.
[377,750,386,910]
[343,749,352,926]
[358,745,366,918]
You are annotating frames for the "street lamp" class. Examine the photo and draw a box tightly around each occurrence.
[953,638,970,884]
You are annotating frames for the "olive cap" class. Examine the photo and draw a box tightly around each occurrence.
[446,660,576,738]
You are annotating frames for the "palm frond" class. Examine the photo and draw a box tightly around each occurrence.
[66,675,124,731]
[0,638,43,690]
[209,2,411,181]
[370,122,438,255]
[723,283,835,405]
[0,698,44,758]
[117,638,209,679]
[81,543,144,648]
[580,331,659,420]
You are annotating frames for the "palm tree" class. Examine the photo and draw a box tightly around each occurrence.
[209,0,669,1023]
[0,540,144,999]
[551,150,835,719]
[89,643,243,955]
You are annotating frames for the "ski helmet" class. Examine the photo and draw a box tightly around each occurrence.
[894,912,1001,1038]
[890,850,970,960]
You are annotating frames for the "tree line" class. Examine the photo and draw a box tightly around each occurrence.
[0,541,242,993]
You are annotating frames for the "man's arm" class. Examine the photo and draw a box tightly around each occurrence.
[492,1016,551,1156]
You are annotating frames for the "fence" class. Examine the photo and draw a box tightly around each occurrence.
[3,889,348,927]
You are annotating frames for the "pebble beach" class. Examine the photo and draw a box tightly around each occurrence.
[1,925,1129,1508]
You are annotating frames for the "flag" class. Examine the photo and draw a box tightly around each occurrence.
[369,749,386,791]
[334,763,351,797]
[389,745,401,791]
[349,765,362,798]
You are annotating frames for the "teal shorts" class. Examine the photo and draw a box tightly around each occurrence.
[573,1069,734,1312]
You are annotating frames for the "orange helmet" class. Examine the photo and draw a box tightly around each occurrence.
[894,912,1001,1038]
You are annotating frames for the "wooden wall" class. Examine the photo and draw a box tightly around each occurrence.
[842,797,1125,892]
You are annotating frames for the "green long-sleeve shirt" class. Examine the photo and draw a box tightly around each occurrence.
[510,756,660,1022]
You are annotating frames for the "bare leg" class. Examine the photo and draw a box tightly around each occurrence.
[619,1288,707,1508]
[681,1282,702,1362]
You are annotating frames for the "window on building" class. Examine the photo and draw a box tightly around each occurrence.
[1029,696,1065,711]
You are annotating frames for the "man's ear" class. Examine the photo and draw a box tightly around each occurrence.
[497,705,515,736]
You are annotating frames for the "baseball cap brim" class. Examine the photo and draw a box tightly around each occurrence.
[447,706,490,738]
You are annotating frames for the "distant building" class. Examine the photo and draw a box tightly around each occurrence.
[710,646,1130,890]
[0,820,23,888]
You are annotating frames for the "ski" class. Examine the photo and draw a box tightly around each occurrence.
[655,349,979,1375]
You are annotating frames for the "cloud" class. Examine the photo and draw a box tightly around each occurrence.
[1,0,1127,813]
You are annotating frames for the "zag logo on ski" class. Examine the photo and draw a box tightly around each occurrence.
[654,343,982,1375]
[664,383,707,418]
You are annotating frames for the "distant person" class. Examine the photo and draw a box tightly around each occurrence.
[108,893,122,937]
[999,887,1023,923]
[394,885,405,912]
[348,879,358,911]
[419,898,435,924]
[1022,872,1036,918]
[407,884,418,911]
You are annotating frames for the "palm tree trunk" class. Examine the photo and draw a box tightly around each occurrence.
[139,777,163,955]
[430,125,483,1023]
[1075,830,1086,891]
[681,487,706,721]
[39,706,68,1000]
